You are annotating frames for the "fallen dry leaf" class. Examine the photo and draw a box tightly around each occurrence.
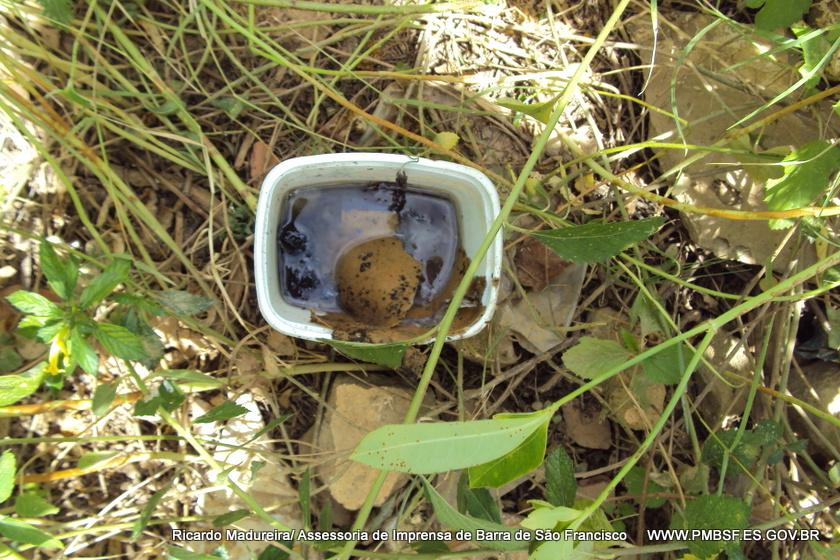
[563,402,611,450]
[514,236,569,292]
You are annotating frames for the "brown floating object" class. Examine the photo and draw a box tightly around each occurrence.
[335,237,421,327]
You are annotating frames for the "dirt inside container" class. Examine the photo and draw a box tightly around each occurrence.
[277,174,484,342]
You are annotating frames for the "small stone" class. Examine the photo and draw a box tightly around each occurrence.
[316,378,414,510]
[335,237,421,327]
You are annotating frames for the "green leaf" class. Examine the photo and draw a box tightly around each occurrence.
[545,447,576,507]
[36,0,73,25]
[641,343,688,385]
[132,481,173,540]
[326,339,406,369]
[0,451,15,504]
[6,291,61,318]
[701,430,762,473]
[563,337,631,380]
[751,0,812,31]
[167,545,230,560]
[624,467,667,509]
[0,346,23,373]
[531,218,665,263]
[432,131,460,151]
[158,380,185,412]
[468,417,548,488]
[94,322,149,361]
[78,451,119,470]
[0,516,62,548]
[630,292,668,336]
[194,401,249,424]
[14,493,59,517]
[39,240,76,300]
[457,473,502,523]
[212,509,250,527]
[80,258,130,309]
[764,141,840,229]
[422,479,526,552]
[134,396,161,417]
[92,382,118,418]
[351,408,554,474]
[155,290,214,316]
[0,362,47,407]
[679,495,750,558]
[210,96,245,119]
[70,329,99,375]
[113,293,165,316]
[496,96,557,124]
[521,502,580,530]
[531,539,574,559]
[157,369,223,389]
[793,25,833,89]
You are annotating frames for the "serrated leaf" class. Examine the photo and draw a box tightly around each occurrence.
[680,495,750,558]
[80,258,130,309]
[352,408,554,474]
[545,447,576,507]
[752,0,812,31]
[70,329,99,375]
[0,346,23,373]
[432,131,459,151]
[155,290,214,316]
[532,218,665,263]
[158,380,185,412]
[422,479,526,552]
[132,481,173,540]
[765,141,840,229]
[112,293,165,316]
[78,451,119,470]
[36,0,73,25]
[0,451,15,504]
[624,467,667,508]
[701,430,762,473]
[212,509,250,527]
[94,322,148,361]
[326,339,406,369]
[0,362,47,407]
[194,401,249,424]
[563,337,631,380]
[467,417,548,488]
[641,343,689,385]
[14,493,59,517]
[0,516,62,548]
[496,96,557,124]
[157,369,223,389]
[92,382,118,418]
[456,473,501,523]
[39,240,75,300]
[6,291,61,318]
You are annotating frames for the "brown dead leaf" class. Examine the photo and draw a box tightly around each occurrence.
[249,141,280,182]
[563,402,611,450]
[266,331,296,357]
[515,236,570,291]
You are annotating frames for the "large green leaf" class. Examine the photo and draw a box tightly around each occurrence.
[467,417,548,488]
[326,339,407,369]
[0,362,47,407]
[80,258,130,309]
[70,329,99,375]
[39,240,76,300]
[35,0,73,25]
[457,474,501,523]
[0,451,14,504]
[0,516,62,549]
[563,337,631,380]
[748,0,812,31]
[677,495,750,558]
[422,479,526,552]
[531,218,665,263]
[641,343,689,385]
[15,493,59,517]
[351,408,554,474]
[194,401,249,424]
[5,291,61,318]
[545,447,576,508]
[94,322,148,362]
[764,140,840,229]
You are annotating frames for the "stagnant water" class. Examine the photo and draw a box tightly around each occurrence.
[277,181,462,319]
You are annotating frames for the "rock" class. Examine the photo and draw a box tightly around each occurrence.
[635,13,840,270]
[336,237,421,327]
[316,378,415,510]
[562,402,611,450]
[787,360,840,457]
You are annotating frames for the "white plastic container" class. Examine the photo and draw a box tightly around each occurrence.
[254,153,502,343]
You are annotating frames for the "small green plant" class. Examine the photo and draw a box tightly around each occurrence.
[0,450,63,552]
